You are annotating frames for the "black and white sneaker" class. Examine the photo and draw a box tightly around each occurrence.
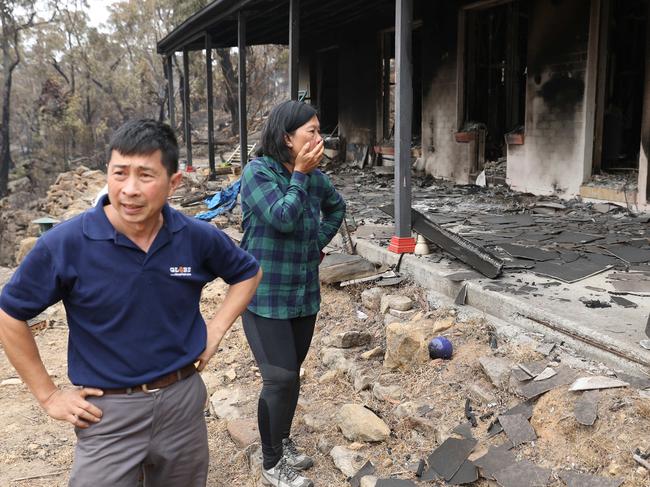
[282,438,314,470]
[261,456,314,487]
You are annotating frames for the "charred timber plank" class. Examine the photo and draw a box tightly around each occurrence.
[380,204,503,278]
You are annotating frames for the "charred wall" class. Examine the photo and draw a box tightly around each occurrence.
[640,3,650,208]
[337,32,379,161]
[507,0,591,196]
[420,1,467,182]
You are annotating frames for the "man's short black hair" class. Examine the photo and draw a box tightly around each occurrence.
[108,119,179,176]
[257,100,318,164]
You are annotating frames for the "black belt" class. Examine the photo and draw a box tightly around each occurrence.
[101,363,197,395]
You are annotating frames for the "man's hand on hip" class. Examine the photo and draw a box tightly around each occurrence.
[41,387,104,428]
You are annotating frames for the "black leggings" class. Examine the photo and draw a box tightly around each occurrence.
[242,310,316,470]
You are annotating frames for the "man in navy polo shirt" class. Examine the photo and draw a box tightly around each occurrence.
[0,119,262,486]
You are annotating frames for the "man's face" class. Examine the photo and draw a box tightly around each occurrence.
[106,150,181,229]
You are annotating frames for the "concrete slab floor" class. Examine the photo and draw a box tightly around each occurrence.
[328,167,650,373]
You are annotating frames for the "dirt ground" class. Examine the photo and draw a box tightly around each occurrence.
[1,279,649,486]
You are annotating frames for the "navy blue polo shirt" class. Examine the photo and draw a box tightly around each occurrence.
[0,196,259,388]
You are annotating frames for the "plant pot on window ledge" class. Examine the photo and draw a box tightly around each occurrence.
[505,133,525,145]
[454,131,476,143]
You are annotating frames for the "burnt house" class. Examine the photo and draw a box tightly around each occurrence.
[158,0,650,232]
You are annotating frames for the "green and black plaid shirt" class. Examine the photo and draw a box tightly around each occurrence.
[240,156,346,319]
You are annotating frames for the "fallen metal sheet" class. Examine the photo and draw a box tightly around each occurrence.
[474,444,517,480]
[533,258,612,283]
[448,459,478,485]
[559,470,623,487]
[380,205,503,278]
[607,244,650,264]
[498,413,537,447]
[350,461,376,487]
[427,437,477,481]
[493,460,552,487]
[609,295,638,308]
[574,390,599,426]
[519,366,578,399]
[498,243,559,262]
[569,376,629,391]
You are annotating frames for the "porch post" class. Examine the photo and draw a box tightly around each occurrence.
[289,0,300,100]
[182,48,193,170]
[238,11,249,166]
[206,34,216,179]
[389,0,415,254]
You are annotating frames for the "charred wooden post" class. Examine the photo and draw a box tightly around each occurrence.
[289,0,300,100]
[182,48,193,170]
[206,34,216,179]
[238,11,248,166]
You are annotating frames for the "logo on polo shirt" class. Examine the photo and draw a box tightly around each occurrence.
[169,266,192,277]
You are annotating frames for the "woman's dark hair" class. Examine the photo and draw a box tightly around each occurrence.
[108,119,179,176]
[257,100,318,163]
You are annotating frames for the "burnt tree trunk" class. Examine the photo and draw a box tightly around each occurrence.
[0,17,19,198]
[217,48,239,136]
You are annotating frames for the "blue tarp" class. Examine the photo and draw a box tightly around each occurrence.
[195,179,241,221]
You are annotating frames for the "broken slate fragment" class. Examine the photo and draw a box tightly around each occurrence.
[451,422,474,439]
[511,366,533,382]
[536,342,556,356]
[448,459,478,485]
[609,295,638,308]
[519,366,578,399]
[487,400,535,437]
[493,460,552,487]
[533,367,557,382]
[474,445,516,480]
[375,480,417,487]
[427,437,477,481]
[613,372,650,390]
[419,466,441,481]
[559,470,623,487]
[574,390,599,426]
[454,283,468,306]
[569,376,629,392]
[350,461,376,487]
[479,356,512,387]
[518,360,548,378]
[498,413,537,447]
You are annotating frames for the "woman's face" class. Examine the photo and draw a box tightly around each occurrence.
[286,115,322,162]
